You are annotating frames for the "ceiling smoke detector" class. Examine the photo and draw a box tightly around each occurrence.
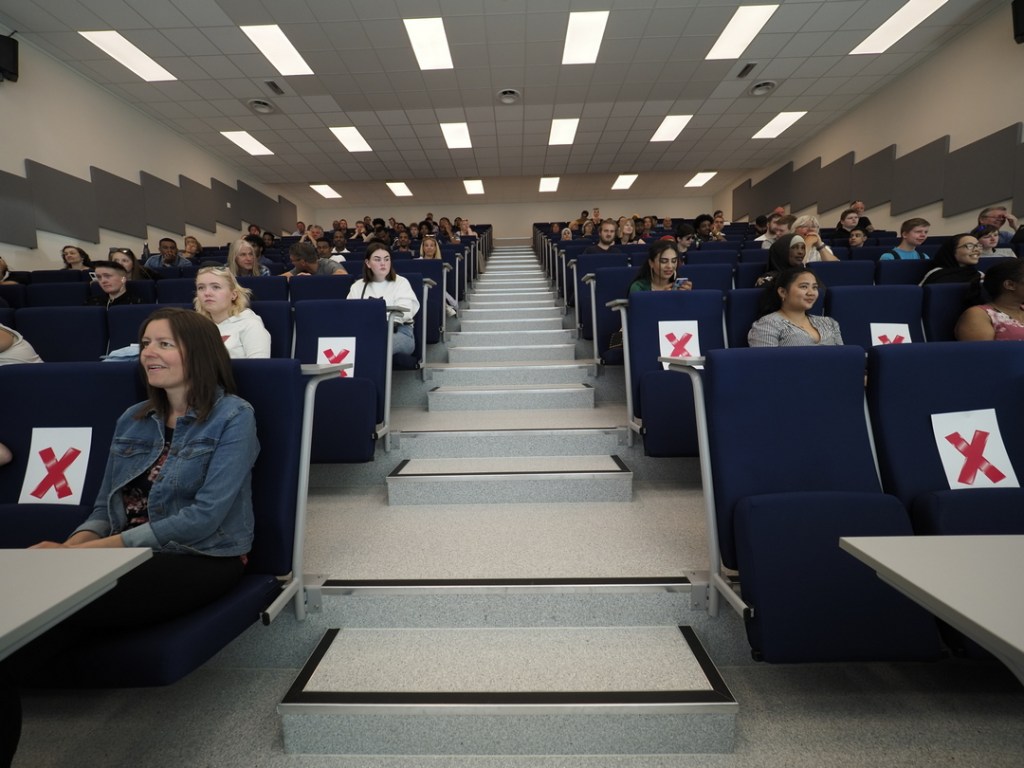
[498,88,521,105]
[248,98,275,114]
[748,80,777,97]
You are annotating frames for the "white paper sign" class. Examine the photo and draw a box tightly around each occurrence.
[317,336,356,377]
[658,320,701,370]
[19,427,92,505]
[930,409,1019,490]
[869,322,912,346]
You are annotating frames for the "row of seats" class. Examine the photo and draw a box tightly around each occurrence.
[681,342,1024,663]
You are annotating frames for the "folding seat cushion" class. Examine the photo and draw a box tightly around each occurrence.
[824,285,924,350]
[627,290,724,457]
[287,274,356,303]
[26,282,89,307]
[15,306,108,361]
[921,283,970,341]
[592,266,636,365]
[249,300,293,358]
[805,259,875,287]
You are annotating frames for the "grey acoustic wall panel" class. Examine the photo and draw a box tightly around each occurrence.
[277,196,297,235]
[816,153,854,213]
[180,175,216,232]
[0,170,38,249]
[751,162,793,215]
[891,137,949,216]
[732,179,754,221]
[91,167,146,239]
[238,181,277,231]
[790,158,821,213]
[942,124,1021,217]
[211,178,240,229]
[851,145,895,209]
[26,160,99,242]
[141,172,184,235]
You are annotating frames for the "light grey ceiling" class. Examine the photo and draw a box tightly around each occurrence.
[0,0,1004,207]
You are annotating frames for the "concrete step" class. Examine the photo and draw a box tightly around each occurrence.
[459,306,562,321]
[279,625,736,756]
[469,289,558,299]
[425,360,594,386]
[386,455,632,505]
[393,425,624,457]
[467,297,558,309]
[447,343,576,363]
[459,317,565,332]
[427,383,595,411]
[447,329,574,347]
[475,276,550,286]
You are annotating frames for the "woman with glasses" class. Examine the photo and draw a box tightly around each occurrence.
[193,265,271,358]
[227,238,270,278]
[920,234,984,286]
[347,241,420,356]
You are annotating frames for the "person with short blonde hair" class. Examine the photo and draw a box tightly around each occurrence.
[193,265,270,358]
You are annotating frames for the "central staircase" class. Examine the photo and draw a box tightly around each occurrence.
[278,244,736,758]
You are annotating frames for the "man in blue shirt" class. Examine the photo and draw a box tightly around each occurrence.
[879,218,930,261]
[144,238,192,269]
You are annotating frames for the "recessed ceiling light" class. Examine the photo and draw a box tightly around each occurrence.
[220,131,274,156]
[539,177,560,192]
[752,111,806,139]
[651,115,693,143]
[78,30,176,81]
[549,118,579,146]
[706,5,779,60]
[850,0,948,54]
[330,127,373,153]
[612,174,638,190]
[685,172,718,188]
[404,18,454,70]
[387,182,413,197]
[310,184,341,199]
[240,25,313,76]
[440,122,473,149]
[463,180,485,195]
[562,11,609,65]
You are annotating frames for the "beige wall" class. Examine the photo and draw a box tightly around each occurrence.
[715,4,1024,234]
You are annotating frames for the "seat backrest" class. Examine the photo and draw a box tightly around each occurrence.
[724,288,762,348]
[29,270,89,284]
[678,263,733,293]
[734,261,766,289]
[287,274,356,304]
[0,284,27,308]
[155,277,197,304]
[867,341,1024,507]
[16,306,108,361]
[806,260,875,287]
[0,307,14,328]
[686,251,738,267]
[849,245,893,263]
[874,259,931,285]
[395,259,444,344]
[921,283,969,341]
[574,252,632,338]
[107,303,189,350]
[239,275,288,301]
[391,272,424,370]
[249,300,294,358]
[26,282,90,307]
[593,266,637,362]
[825,285,924,350]
[704,346,882,569]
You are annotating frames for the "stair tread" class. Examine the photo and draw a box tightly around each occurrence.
[394,455,627,475]
[432,383,590,393]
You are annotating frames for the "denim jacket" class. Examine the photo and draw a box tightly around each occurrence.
[74,392,259,557]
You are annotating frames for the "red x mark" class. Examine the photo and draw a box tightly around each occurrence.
[664,332,693,357]
[323,347,351,377]
[30,447,82,500]
[944,430,1006,485]
[877,334,905,345]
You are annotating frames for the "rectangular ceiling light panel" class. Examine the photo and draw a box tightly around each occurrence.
[404,18,454,70]
[387,182,413,197]
[221,131,274,156]
[441,122,473,149]
[330,127,373,153]
[78,30,176,81]
[651,115,693,142]
[706,5,779,60]
[685,172,718,187]
[310,184,341,198]
[851,0,948,54]
[549,118,580,146]
[240,25,313,76]
[539,177,560,192]
[612,174,638,190]
[463,180,485,195]
[752,111,806,139]
[562,11,610,65]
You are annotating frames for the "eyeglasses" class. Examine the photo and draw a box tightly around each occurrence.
[957,243,982,251]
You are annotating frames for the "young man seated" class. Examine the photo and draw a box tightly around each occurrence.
[880,218,930,261]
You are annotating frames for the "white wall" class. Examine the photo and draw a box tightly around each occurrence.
[715,4,1024,233]
[0,40,309,270]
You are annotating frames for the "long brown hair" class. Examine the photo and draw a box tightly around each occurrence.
[136,307,236,422]
[362,241,397,282]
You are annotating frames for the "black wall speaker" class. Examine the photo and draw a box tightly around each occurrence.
[1014,0,1024,44]
[0,36,17,82]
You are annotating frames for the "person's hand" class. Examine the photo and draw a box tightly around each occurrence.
[30,541,69,549]
[674,279,693,291]
[1006,213,1019,229]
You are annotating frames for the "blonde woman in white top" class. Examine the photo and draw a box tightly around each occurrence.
[193,265,271,359]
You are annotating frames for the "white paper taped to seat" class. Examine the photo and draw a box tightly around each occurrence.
[930,409,1019,490]
[658,320,701,370]
[19,427,92,505]
[317,336,356,376]
[870,322,912,346]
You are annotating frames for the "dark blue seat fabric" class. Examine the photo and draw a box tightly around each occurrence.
[26,282,90,307]
[107,304,189,351]
[249,300,294,358]
[239,275,288,301]
[573,253,631,339]
[0,284,27,308]
[824,285,924,350]
[805,260,875,287]
[441,244,466,302]
[395,259,445,344]
[686,251,738,266]
[911,489,1024,536]
[626,290,724,457]
[15,306,108,361]
[875,260,931,285]
[734,261,766,289]
[28,270,89,284]
[391,272,425,370]
[848,245,894,263]
[738,249,769,263]
[287,274,356,304]
[724,289,762,348]
[922,283,969,341]
[154,277,197,304]
[592,266,636,365]
[87,279,157,304]
[0,307,13,328]
[679,263,733,293]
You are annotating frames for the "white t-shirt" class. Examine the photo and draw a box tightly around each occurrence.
[0,323,43,364]
[347,276,420,324]
[217,309,271,359]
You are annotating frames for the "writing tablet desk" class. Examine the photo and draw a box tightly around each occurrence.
[840,535,1024,685]
[0,548,152,660]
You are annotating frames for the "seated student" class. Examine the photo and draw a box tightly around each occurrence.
[847,227,869,250]
[182,236,203,262]
[61,245,93,272]
[285,242,348,279]
[850,200,874,233]
[972,224,1017,258]
[581,219,596,239]
[757,214,795,249]
[618,218,644,245]
[955,259,1024,342]
[693,214,720,247]
[347,242,420,356]
[227,238,270,278]
[880,218,930,260]
[109,248,156,281]
[583,220,624,254]
[793,216,838,262]
[86,261,143,308]
[834,209,860,238]
[261,231,277,253]
[748,267,842,347]
[417,236,457,316]
[756,234,806,287]
[628,240,692,293]
[560,227,573,241]
[674,224,696,261]
[0,323,43,364]
[193,265,271,359]
[145,238,192,270]
[920,233,983,286]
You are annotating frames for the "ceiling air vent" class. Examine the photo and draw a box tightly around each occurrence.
[248,98,275,114]
[748,80,776,96]
[264,80,285,95]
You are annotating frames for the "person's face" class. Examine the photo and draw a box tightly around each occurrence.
[551,222,561,234]
[291,254,314,274]
[409,225,420,238]
[248,225,260,235]
[94,267,126,296]
[771,222,790,238]
[794,224,818,238]
[339,220,348,230]
[978,231,999,250]
[196,272,236,318]
[421,238,438,257]
[592,208,600,219]
[954,236,981,266]
[398,232,411,248]
[662,217,672,228]
[332,233,347,248]
[981,209,1007,227]
[643,217,653,230]
[652,250,678,283]
[904,226,929,246]
[263,233,275,248]
[159,241,178,262]
[848,230,867,248]
[621,220,634,237]
[310,226,324,239]
[788,239,807,266]
[295,222,305,233]
[316,240,332,258]
[184,239,200,255]
[583,222,594,235]
[355,222,365,234]
[598,223,616,244]
[366,250,392,281]
[779,272,819,312]
[140,319,186,393]
[110,252,133,272]
[235,244,256,272]
[63,247,83,266]
[851,201,865,214]
[561,230,572,241]
[677,235,694,251]
[697,221,712,237]
[841,212,859,228]
[713,215,725,228]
